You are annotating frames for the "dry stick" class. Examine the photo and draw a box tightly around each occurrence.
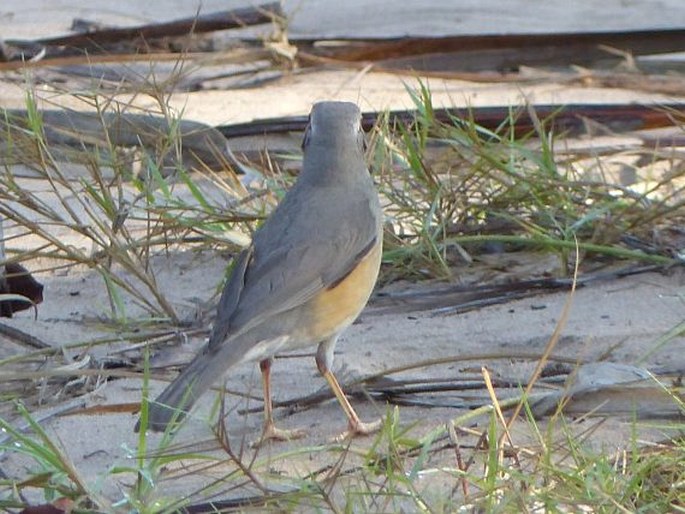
[12,110,233,171]
[0,367,148,381]
[229,352,579,414]
[297,51,522,83]
[0,51,214,71]
[0,365,261,403]
[447,421,470,501]
[0,321,50,349]
[369,263,668,316]
[1,327,203,363]
[345,352,581,385]
[3,3,282,54]
[258,351,582,415]
[216,103,685,140]
[300,51,685,95]
[297,29,685,70]
[482,367,521,472]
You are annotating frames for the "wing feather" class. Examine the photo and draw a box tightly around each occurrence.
[207,190,379,349]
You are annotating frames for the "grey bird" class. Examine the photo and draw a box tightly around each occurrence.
[138,101,383,441]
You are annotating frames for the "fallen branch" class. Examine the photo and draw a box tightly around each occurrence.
[1,109,232,172]
[297,28,685,72]
[2,3,282,61]
[216,103,685,139]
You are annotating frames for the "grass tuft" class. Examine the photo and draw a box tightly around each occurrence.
[374,81,682,280]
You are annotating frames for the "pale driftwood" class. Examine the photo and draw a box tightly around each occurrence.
[298,29,685,72]
[1,109,232,172]
[216,103,685,140]
[531,362,684,418]
[2,3,282,61]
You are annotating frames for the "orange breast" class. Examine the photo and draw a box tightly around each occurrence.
[305,240,382,341]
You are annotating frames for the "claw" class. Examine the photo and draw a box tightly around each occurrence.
[252,422,307,448]
[333,418,382,443]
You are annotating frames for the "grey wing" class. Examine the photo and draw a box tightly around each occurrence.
[207,246,252,350]
[214,194,379,340]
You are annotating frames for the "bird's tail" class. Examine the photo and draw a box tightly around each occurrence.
[135,345,240,432]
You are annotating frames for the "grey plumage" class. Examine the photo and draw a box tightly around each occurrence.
[138,102,382,432]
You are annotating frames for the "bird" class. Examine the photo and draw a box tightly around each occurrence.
[138,101,383,441]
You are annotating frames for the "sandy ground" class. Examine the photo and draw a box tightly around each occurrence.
[1,1,684,509]
[2,254,684,502]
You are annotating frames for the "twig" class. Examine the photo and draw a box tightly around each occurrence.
[238,352,583,415]
[447,421,470,501]
[369,263,667,316]
[0,321,50,349]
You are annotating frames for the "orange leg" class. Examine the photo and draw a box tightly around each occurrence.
[255,358,306,445]
[316,337,382,441]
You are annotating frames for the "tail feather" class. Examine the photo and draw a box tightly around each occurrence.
[136,345,242,432]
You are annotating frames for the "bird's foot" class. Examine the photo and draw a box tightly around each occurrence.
[251,423,307,447]
[333,418,383,443]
